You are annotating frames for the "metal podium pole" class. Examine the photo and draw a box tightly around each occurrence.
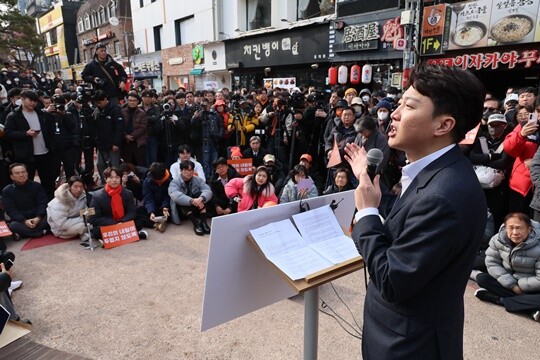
[304,287,319,360]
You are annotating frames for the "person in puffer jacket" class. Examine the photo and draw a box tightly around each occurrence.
[46,176,88,240]
[225,166,278,212]
[475,212,540,321]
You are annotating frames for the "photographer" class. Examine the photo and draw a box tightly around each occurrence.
[284,92,307,170]
[49,94,79,180]
[91,90,125,181]
[141,90,161,165]
[226,99,258,151]
[159,93,189,167]
[190,97,223,179]
[81,43,127,104]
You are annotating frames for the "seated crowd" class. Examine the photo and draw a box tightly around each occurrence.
[1,78,540,322]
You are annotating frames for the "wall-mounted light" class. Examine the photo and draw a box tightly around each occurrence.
[311,63,319,70]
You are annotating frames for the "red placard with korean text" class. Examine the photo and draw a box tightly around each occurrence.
[100,221,139,249]
[228,158,254,176]
[0,221,12,237]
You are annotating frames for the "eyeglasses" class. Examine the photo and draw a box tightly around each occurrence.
[516,112,530,119]
[483,107,498,112]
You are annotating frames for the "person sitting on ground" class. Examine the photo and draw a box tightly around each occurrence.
[323,167,354,194]
[475,212,540,321]
[262,153,286,196]
[89,166,148,242]
[46,176,89,241]
[242,135,268,168]
[169,144,205,182]
[225,165,278,212]
[168,160,212,236]
[2,163,48,240]
[209,157,242,216]
[280,164,318,203]
[141,162,171,233]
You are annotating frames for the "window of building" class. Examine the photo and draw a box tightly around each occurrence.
[108,1,116,18]
[83,49,88,63]
[153,25,162,51]
[49,29,58,46]
[247,0,271,30]
[99,6,106,24]
[84,14,90,30]
[92,11,98,27]
[174,15,195,46]
[139,0,144,7]
[78,18,84,33]
[114,41,121,56]
[297,0,335,20]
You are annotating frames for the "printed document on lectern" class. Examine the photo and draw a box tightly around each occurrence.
[249,205,359,280]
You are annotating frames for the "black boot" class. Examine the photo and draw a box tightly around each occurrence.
[189,214,205,236]
[200,213,211,234]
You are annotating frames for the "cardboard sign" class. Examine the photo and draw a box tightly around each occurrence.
[0,221,12,237]
[327,137,342,168]
[228,158,254,176]
[100,221,139,249]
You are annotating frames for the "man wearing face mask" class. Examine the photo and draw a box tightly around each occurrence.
[359,88,372,105]
[470,113,514,231]
[375,99,392,134]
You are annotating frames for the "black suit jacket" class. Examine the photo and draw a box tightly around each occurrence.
[242,147,268,168]
[352,145,487,360]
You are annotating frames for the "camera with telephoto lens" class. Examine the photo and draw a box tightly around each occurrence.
[76,84,95,104]
[53,95,66,112]
[162,103,174,118]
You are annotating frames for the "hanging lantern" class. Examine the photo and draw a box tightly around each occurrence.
[338,65,348,84]
[350,64,361,85]
[328,67,338,85]
[361,64,372,84]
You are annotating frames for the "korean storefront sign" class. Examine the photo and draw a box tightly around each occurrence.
[421,4,452,55]
[225,24,329,68]
[334,16,404,53]
[427,49,540,70]
[421,0,540,56]
[131,52,163,79]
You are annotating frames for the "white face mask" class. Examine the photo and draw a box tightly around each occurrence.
[377,111,389,122]
[361,95,370,102]
[387,94,396,99]
[15,99,22,106]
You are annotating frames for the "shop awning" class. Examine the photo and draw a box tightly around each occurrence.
[190,68,204,75]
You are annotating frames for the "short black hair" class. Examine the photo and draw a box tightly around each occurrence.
[148,162,167,180]
[408,63,485,142]
[180,160,195,171]
[177,144,192,154]
[213,157,228,169]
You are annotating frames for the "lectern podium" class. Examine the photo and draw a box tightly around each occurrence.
[201,191,360,360]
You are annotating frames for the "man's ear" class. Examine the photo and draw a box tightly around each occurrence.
[434,116,455,137]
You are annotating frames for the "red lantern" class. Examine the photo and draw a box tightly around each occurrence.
[328,67,338,85]
[350,65,361,85]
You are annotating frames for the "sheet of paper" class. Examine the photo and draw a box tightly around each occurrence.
[249,219,306,257]
[308,235,359,264]
[271,248,333,280]
[292,205,344,244]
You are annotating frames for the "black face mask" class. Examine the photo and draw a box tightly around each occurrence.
[482,110,495,121]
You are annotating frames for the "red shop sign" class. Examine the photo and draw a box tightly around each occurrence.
[427,49,540,70]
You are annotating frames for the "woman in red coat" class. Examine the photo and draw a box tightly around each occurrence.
[224,166,278,212]
[503,105,537,214]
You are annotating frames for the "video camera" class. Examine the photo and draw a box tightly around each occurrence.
[288,92,305,113]
[162,103,175,117]
[53,95,66,112]
[76,84,95,104]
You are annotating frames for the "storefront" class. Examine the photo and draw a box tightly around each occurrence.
[224,22,330,91]
[161,44,195,92]
[330,8,405,91]
[421,1,540,98]
[131,51,163,90]
[201,42,231,91]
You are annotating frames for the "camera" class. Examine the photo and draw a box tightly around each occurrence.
[53,95,65,112]
[76,84,95,104]
[162,103,174,117]
[96,78,106,87]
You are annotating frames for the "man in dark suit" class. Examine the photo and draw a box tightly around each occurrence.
[242,135,268,168]
[345,63,487,359]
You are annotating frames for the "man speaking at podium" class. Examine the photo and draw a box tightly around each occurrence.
[345,64,487,360]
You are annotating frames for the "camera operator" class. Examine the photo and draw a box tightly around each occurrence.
[47,94,79,180]
[158,93,189,167]
[259,97,288,167]
[91,90,125,181]
[226,99,258,150]
[190,97,223,179]
[284,92,307,170]
[81,43,127,105]
[141,89,161,165]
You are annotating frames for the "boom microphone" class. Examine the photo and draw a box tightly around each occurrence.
[366,148,384,182]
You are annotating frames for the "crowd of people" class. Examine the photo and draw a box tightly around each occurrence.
[0,47,539,325]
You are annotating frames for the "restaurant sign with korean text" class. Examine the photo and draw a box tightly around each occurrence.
[224,24,329,68]
[421,4,452,55]
[334,16,404,53]
[427,48,540,70]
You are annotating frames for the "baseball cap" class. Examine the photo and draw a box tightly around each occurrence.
[351,97,363,106]
[487,113,507,124]
[334,99,348,109]
[300,154,312,163]
[504,93,519,104]
[95,43,106,51]
[263,154,276,163]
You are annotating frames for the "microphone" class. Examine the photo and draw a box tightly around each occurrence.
[366,148,384,182]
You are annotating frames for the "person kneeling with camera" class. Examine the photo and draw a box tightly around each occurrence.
[168,160,212,236]
[141,162,171,233]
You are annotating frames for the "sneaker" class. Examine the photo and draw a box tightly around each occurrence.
[474,288,501,304]
[469,270,482,281]
[200,221,211,234]
[533,310,540,322]
[155,222,167,233]
[12,233,21,241]
[138,230,149,240]
[8,280,22,296]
